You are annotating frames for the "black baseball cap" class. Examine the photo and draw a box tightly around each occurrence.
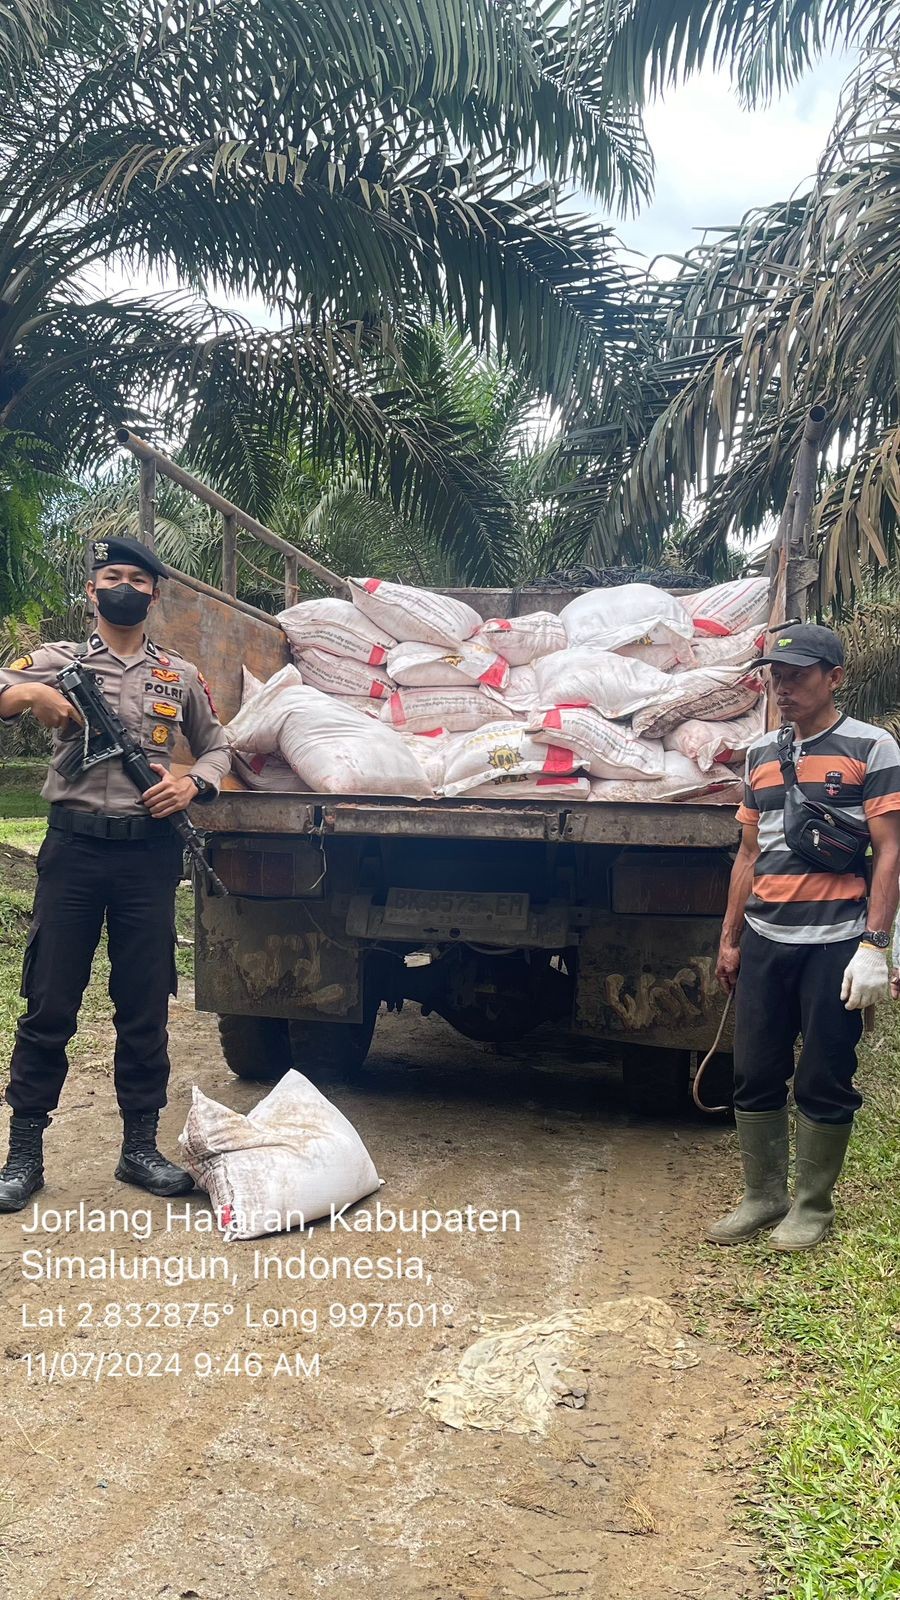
[754,623,844,669]
[90,536,168,580]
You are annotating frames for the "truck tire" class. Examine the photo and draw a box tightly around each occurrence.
[620,1045,691,1118]
[288,1010,378,1079]
[218,1015,293,1083]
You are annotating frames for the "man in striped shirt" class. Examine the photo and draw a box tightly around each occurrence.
[709,624,900,1251]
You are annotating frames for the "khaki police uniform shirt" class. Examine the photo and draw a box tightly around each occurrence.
[0,632,231,816]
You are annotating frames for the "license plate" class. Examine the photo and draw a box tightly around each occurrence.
[383,888,530,932]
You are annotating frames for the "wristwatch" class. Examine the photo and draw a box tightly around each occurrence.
[860,930,890,949]
[190,775,214,802]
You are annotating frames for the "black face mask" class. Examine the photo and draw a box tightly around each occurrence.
[95,584,152,627]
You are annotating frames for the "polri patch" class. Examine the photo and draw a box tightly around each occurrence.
[150,725,170,745]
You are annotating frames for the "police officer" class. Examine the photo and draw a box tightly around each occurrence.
[0,537,231,1209]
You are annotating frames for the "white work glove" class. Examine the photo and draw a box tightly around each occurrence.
[840,944,890,1011]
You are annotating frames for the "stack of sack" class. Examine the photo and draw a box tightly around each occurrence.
[225,575,771,804]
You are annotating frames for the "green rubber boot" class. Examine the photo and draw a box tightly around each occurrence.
[706,1108,790,1244]
[769,1111,852,1253]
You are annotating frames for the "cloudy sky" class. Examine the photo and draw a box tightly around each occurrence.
[616,52,852,270]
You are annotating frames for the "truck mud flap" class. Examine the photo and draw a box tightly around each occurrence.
[195,889,364,1022]
[574,914,734,1053]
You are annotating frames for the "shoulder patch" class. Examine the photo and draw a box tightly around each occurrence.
[7,654,34,671]
[197,671,218,715]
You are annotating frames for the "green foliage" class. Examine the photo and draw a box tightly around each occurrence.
[564,36,900,601]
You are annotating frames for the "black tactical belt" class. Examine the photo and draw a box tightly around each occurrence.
[49,805,174,842]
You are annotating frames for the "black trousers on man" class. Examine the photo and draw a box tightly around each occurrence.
[6,827,183,1117]
[733,925,864,1125]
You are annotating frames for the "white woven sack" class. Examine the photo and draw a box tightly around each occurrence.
[590,752,738,803]
[274,686,433,797]
[387,639,509,691]
[296,648,394,700]
[682,626,765,671]
[439,720,586,799]
[349,577,482,648]
[664,702,765,771]
[533,648,671,720]
[230,749,299,792]
[527,707,666,780]
[397,730,451,789]
[179,1072,382,1241]
[381,687,510,734]
[460,775,591,800]
[476,612,566,666]
[631,669,763,740]
[560,584,694,652]
[278,597,395,664]
[225,664,305,754]
[682,577,769,637]
[617,639,694,672]
[487,664,539,712]
[241,665,264,705]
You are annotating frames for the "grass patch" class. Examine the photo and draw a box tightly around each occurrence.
[700,1019,900,1598]
[0,761,48,819]
[0,852,195,1072]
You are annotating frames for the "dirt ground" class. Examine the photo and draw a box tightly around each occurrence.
[0,992,767,1600]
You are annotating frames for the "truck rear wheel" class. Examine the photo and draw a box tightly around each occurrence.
[218,1015,293,1083]
[620,1045,691,1118]
[288,1010,378,1079]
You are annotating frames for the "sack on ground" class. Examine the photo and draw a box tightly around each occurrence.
[179,1072,382,1241]
[278,597,395,664]
[296,648,394,700]
[590,751,739,803]
[476,612,566,666]
[387,640,509,691]
[527,707,666,780]
[664,703,765,772]
[631,667,764,740]
[382,687,511,734]
[349,577,482,648]
[560,584,694,652]
[440,721,586,798]
[533,648,671,720]
[682,577,770,637]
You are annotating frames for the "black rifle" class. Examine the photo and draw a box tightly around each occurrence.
[55,661,227,896]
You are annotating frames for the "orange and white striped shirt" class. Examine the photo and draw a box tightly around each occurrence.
[737,715,900,943]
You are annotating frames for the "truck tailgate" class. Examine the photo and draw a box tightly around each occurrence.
[198,792,740,847]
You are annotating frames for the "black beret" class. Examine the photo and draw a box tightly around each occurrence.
[90,537,169,580]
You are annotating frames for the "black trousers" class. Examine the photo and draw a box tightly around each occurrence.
[733,925,863,1125]
[6,828,183,1117]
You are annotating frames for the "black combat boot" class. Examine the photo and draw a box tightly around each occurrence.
[115,1110,194,1196]
[0,1114,50,1212]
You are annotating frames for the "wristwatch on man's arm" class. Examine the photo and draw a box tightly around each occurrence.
[860,929,890,949]
[189,774,216,803]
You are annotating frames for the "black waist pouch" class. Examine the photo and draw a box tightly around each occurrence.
[777,726,871,873]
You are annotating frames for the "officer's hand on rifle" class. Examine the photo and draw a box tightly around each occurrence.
[25,683,83,731]
[142,764,200,819]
